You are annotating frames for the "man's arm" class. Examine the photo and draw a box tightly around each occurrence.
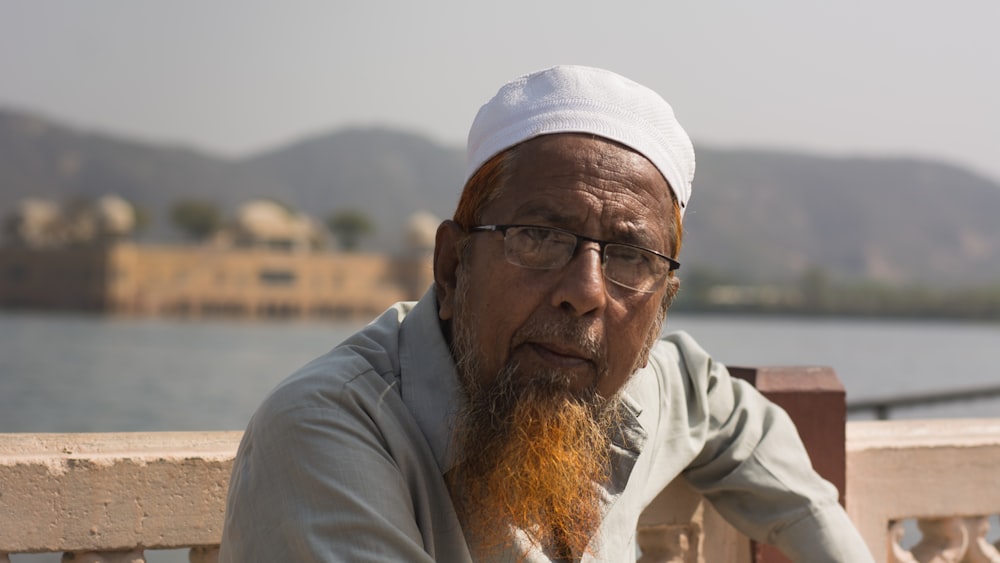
[664,332,875,562]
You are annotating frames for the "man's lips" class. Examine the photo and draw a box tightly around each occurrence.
[524,342,595,368]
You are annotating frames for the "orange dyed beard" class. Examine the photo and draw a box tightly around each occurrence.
[448,350,618,559]
[447,272,624,559]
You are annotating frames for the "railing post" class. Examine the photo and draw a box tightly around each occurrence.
[730,366,847,563]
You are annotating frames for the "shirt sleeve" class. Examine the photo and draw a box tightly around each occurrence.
[664,332,875,563]
[218,358,456,562]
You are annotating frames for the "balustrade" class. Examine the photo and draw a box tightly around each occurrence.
[848,419,1000,563]
[3,377,1000,562]
[0,431,237,562]
[886,517,1000,563]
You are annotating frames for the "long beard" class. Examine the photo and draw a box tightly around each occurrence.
[446,277,622,559]
[448,355,618,559]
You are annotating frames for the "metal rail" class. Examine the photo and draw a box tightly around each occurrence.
[847,383,1000,420]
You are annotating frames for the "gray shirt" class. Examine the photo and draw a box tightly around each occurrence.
[219,289,874,562]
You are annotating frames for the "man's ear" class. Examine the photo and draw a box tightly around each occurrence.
[434,220,464,321]
[664,274,681,309]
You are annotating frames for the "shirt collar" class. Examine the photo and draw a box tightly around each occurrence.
[398,287,464,474]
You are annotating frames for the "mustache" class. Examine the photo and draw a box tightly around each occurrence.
[510,318,607,367]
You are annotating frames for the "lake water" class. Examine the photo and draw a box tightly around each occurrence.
[3,310,998,434]
[2,310,999,560]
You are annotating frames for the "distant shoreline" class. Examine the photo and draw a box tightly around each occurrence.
[672,282,1000,323]
[671,306,1000,323]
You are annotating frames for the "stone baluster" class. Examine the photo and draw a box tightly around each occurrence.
[890,516,1000,563]
[891,520,920,563]
[962,516,1000,563]
[901,517,969,563]
[61,550,145,563]
[636,523,697,563]
[189,546,220,563]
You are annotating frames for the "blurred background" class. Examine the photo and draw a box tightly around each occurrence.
[2,2,999,559]
[2,1,999,437]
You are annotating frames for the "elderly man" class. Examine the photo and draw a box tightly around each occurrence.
[219,66,874,562]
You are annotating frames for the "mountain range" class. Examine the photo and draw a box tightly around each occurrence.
[2,107,999,288]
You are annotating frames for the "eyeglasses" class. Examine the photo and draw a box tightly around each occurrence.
[469,224,679,294]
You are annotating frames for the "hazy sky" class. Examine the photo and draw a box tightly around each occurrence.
[3,1,999,182]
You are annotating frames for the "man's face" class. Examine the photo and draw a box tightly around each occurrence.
[439,133,675,399]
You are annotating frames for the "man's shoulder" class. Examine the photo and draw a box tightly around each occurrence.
[249,350,385,433]
[649,330,715,376]
[254,303,416,423]
[631,330,726,411]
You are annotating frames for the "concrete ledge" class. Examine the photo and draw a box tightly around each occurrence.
[7,413,996,562]
[846,419,1000,562]
[0,432,241,553]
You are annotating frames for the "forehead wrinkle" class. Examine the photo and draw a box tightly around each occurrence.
[509,201,574,226]
[578,177,667,249]
[508,189,663,251]
[569,141,670,243]
[500,135,672,250]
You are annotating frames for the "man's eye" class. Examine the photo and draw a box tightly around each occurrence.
[522,228,556,242]
[609,246,650,265]
[519,228,573,250]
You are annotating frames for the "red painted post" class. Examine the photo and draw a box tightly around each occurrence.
[729,366,847,563]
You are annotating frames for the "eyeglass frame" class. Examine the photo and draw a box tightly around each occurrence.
[467,223,680,294]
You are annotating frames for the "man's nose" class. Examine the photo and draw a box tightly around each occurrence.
[549,243,607,316]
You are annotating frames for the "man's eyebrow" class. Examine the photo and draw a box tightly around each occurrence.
[611,224,659,249]
[513,206,662,249]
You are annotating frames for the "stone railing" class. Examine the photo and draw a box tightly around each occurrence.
[3,372,1000,562]
[848,418,1000,563]
[0,431,239,562]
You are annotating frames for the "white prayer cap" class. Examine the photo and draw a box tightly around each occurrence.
[466,65,695,216]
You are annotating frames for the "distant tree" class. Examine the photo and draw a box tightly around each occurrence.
[170,199,222,241]
[326,209,375,251]
[674,267,733,308]
[132,205,152,235]
[799,265,832,312]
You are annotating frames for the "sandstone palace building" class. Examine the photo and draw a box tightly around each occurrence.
[0,196,434,320]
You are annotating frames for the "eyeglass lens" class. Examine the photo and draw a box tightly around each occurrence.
[503,226,667,293]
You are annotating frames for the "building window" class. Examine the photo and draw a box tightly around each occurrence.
[267,239,294,252]
[259,269,297,286]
